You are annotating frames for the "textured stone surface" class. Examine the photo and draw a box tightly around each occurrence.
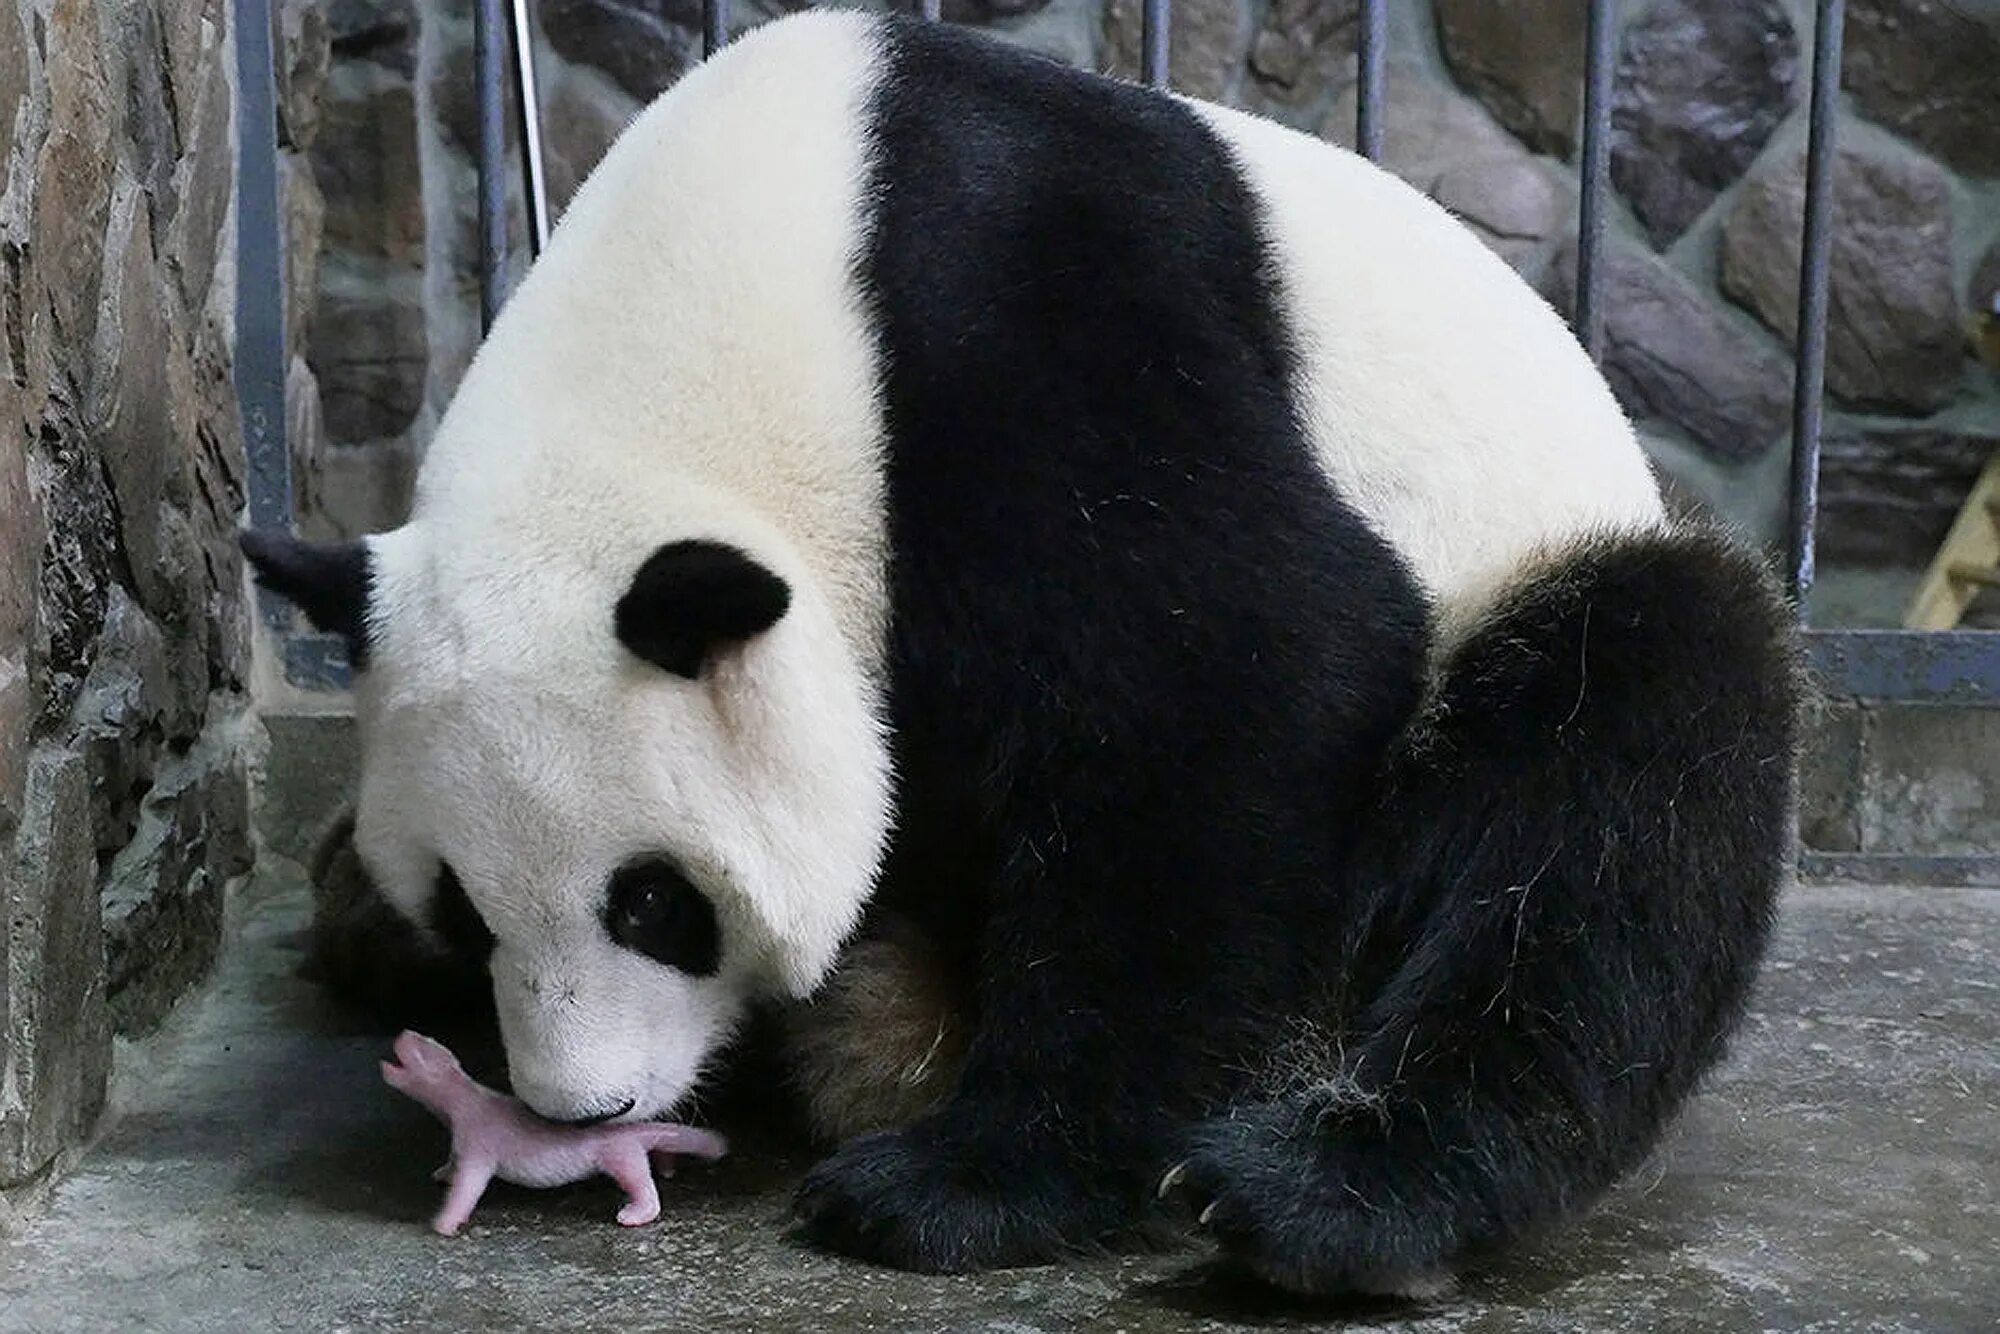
[1800,699,1864,854]
[1322,67,1571,273]
[0,7,24,201]
[312,68,424,266]
[69,588,182,860]
[1844,0,2000,178]
[328,0,417,75]
[1104,0,1250,102]
[1433,0,1584,158]
[281,150,328,355]
[101,739,252,1034]
[1246,0,1356,108]
[1,400,40,841]
[279,0,334,151]
[0,751,111,1189]
[1862,708,2000,857]
[1819,429,1998,567]
[2,0,305,1211]
[89,192,177,617]
[942,0,1053,19]
[1546,239,1793,461]
[32,0,115,352]
[543,67,640,217]
[1721,146,1961,415]
[6,875,2000,1328]
[313,257,429,442]
[540,0,703,104]
[163,33,236,312]
[255,715,363,866]
[1431,156,1570,271]
[1611,0,1799,248]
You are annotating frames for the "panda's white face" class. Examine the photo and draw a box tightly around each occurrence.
[350,669,752,1123]
[332,521,895,1126]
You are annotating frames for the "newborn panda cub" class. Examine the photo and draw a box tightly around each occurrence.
[250,10,1799,1296]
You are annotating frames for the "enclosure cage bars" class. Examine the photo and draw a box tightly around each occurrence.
[234,0,2000,876]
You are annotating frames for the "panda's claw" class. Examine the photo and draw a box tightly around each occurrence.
[1197,1199,1219,1227]
[1156,1159,1190,1199]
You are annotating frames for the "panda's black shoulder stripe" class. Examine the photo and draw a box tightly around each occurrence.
[854,15,1421,650]
[858,19,1306,465]
[852,17,1428,939]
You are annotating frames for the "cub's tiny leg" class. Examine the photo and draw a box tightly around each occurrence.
[434,1158,496,1236]
[605,1146,663,1227]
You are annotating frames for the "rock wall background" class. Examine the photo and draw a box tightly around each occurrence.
[298,0,2000,625]
[0,0,331,1215]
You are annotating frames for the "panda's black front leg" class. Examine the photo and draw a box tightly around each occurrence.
[791,823,1306,1272]
[791,1095,1131,1273]
[791,967,1165,1270]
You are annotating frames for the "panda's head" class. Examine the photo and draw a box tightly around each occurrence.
[244,518,891,1124]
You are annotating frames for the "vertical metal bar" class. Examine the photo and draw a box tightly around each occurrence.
[918,0,941,19]
[1141,0,1169,87]
[510,0,551,255]
[1355,0,1386,162]
[475,0,508,333]
[703,0,729,58]
[1573,0,1617,364]
[1789,0,1845,612]
[232,0,292,630]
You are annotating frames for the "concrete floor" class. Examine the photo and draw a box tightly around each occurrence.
[2,864,1997,1333]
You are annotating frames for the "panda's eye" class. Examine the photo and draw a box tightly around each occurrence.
[431,862,495,965]
[604,858,719,977]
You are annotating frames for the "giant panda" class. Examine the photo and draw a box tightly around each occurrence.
[244,10,1800,1296]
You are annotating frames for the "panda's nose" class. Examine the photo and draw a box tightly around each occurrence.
[547,1095,636,1127]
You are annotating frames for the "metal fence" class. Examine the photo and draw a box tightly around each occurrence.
[234,2,2000,701]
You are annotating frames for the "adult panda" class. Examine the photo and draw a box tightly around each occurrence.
[245,10,1799,1296]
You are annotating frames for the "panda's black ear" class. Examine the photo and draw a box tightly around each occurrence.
[615,540,791,679]
[240,529,374,667]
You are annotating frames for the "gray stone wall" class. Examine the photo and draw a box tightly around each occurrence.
[299,1,2000,628]
[1,0,330,1217]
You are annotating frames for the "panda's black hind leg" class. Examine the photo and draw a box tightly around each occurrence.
[1166,526,1801,1296]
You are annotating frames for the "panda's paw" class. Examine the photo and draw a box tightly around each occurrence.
[791,1121,1082,1273]
[1164,1109,1453,1300]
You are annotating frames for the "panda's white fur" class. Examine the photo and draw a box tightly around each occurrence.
[353,14,895,1120]
[250,9,1797,1288]
[1189,101,1665,626]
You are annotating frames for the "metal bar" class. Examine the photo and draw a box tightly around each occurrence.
[918,0,941,19]
[1573,0,1617,364]
[703,0,729,59]
[1355,0,1386,162]
[1805,629,2000,704]
[1141,0,1169,87]
[510,0,551,255]
[475,0,508,332]
[231,0,292,632]
[1789,0,1846,613]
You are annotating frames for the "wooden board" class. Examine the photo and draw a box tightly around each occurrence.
[1904,451,2000,630]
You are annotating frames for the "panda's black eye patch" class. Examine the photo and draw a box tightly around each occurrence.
[604,857,720,977]
[432,862,495,966]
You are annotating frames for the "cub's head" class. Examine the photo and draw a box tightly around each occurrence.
[244,522,890,1124]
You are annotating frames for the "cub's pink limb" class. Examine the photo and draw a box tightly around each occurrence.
[380,1030,726,1236]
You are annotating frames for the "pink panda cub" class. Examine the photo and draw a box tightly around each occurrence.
[381,1030,727,1235]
